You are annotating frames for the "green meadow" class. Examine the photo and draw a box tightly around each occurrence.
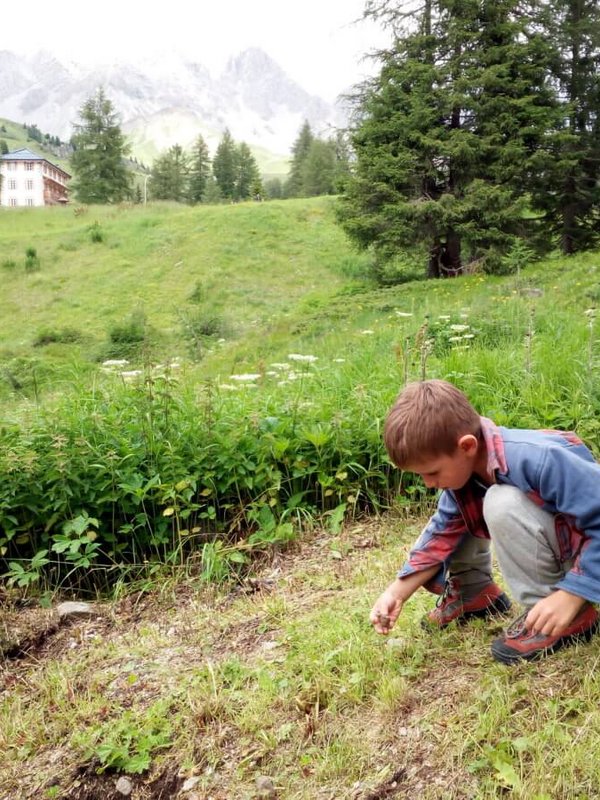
[2,197,600,798]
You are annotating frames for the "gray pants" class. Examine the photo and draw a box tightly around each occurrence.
[449,484,572,609]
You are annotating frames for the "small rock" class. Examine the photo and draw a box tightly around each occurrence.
[181,776,201,793]
[255,775,277,798]
[385,637,408,650]
[57,602,96,621]
[261,640,280,651]
[115,776,133,796]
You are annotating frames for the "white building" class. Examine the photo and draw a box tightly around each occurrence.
[0,147,70,207]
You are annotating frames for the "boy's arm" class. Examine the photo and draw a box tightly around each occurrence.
[370,565,439,634]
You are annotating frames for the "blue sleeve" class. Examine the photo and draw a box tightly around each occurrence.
[535,445,600,602]
[397,490,468,578]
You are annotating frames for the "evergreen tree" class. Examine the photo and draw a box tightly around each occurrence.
[284,121,314,197]
[212,129,238,199]
[531,0,600,253]
[302,139,337,196]
[338,0,559,276]
[70,88,131,204]
[0,139,8,155]
[202,177,223,204]
[188,134,211,203]
[149,144,191,202]
[236,142,262,200]
[264,177,284,199]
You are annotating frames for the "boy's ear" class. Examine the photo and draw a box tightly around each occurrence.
[457,434,479,455]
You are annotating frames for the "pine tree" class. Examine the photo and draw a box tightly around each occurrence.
[236,142,262,200]
[531,0,600,253]
[338,0,559,276]
[212,129,238,200]
[301,140,337,196]
[284,121,314,197]
[148,144,191,202]
[70,88,131,204]
[188,134,211,203]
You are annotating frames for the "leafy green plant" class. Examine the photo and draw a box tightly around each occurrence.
[89,221,105,243]
[78,701,172,774]
[2,549,50,588]
[33,327,84,347]
[24,246,40,272]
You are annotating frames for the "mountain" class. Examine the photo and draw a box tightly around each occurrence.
[0,48,347,173]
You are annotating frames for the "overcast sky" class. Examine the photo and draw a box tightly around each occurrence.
[3,1,389,101]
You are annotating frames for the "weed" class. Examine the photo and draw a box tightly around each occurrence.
[89,222,105,243]
[33,327,83,347]
[1,259,17,270]
[77,700,173,774]
[24,246,40,272]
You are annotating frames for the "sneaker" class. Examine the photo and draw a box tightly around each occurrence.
[425,578,512,628]
[491,603,599,665]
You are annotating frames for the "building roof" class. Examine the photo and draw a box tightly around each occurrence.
[1,147,71,177]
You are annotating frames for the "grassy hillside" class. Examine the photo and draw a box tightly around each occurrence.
[0,117,71,172]
[0,198,356,382]
[3,197,600,798]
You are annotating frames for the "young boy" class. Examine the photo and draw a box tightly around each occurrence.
[370,379,600,664]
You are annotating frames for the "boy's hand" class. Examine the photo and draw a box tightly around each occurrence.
[370,584,405,635]
[526,589,587,636]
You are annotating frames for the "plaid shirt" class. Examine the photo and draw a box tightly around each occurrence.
[398,417,599,602]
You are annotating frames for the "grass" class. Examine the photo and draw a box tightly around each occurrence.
[2,196,600,796]
[3,516,600,798]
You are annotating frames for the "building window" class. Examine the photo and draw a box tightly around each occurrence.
[26,180,33,190]
[9,198,17,207]
[25,162,34,171]
[7,162,15,171]
[8,180,16,190]
[27,199,34,207]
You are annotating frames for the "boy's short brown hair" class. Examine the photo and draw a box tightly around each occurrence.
[384,379,481,468]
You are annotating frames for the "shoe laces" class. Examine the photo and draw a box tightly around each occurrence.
[505,611,530,639]
[435,578,459,608]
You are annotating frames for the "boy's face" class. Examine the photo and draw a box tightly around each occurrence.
[405,440,478,491]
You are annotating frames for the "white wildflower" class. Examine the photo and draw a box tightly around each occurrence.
[219,383,239,391]
[169,362,181,369]
[438,315,451,321]
[288,354,318,363]
[102,359,129,367]
[585,309,596,316]
[230,373,262,381]
[360,330,375,335]
[121,370,143,380]
[270,362,291,370]
[265,371,278,376]
[462,334,475,339]
[395,311,413,317]
[449,324,470,332]
[277,380,289,386]
[448,336,464,342]
[333,358,346,363]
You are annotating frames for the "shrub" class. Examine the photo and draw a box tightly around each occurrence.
[24,247,40,272]
[89,222,105,243]
[103,308,149,358]
[33,327,84,347]
[179,308,229,360]
[1,259,17,270]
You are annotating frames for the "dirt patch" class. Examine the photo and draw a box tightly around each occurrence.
[56,765,183,800]
[363,768,407,799]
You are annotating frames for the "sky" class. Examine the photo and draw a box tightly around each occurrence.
[3,1,390,101]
